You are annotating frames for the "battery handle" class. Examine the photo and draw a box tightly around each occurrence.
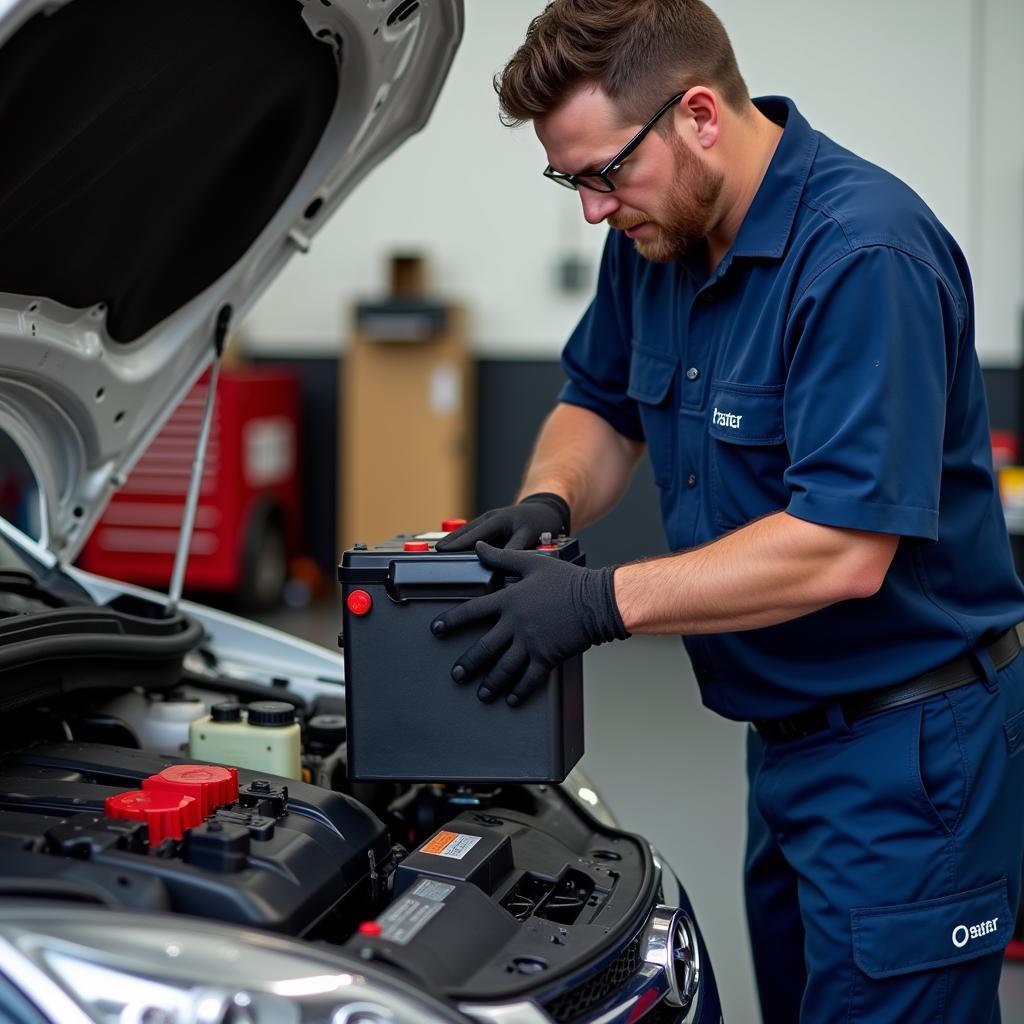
[386,559,500,603]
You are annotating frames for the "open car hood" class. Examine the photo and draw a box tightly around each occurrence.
[0,0,462,563]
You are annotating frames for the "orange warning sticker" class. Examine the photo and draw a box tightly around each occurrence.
[419,830,482,860]
[421,831,459,855]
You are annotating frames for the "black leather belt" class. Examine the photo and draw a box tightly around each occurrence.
[753,627,1021,743]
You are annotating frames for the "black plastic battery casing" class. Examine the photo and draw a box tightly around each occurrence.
[339,534,584,782]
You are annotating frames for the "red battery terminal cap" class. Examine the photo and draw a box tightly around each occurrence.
[537,544,559,550]
[403,541,430,552]
[142,764,240,817]
[347,590,373,616]
[358,921,383,938]
[441,519,467,531]
[104,789,203,845]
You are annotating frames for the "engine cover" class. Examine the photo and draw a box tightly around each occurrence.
[0,742,390,936]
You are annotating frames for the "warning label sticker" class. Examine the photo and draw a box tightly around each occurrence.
[376,879,454,945]
[411,878,455,902]
[420,830,482,860]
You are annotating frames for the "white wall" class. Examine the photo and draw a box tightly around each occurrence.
[976,0,1024,365]
[241,0,1024,364]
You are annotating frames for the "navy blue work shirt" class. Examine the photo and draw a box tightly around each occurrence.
[559,96,1024,721]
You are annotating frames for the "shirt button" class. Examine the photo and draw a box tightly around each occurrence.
[702,291,717,304]
[687,474,697,488]
[686,367,700,381]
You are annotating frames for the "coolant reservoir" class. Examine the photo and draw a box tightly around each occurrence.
[103,691,207,755]
[189,701,302,780]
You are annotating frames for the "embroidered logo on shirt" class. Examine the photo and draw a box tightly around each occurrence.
[951,917,998,949]
[712,407,743,429]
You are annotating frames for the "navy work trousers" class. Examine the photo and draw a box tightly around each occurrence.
[744,651,1024,1023]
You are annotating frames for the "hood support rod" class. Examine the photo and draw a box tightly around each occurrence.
[166,306,232,617]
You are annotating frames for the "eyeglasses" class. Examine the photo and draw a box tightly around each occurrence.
[543,91,686,193]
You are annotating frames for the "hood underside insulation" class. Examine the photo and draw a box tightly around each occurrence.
[0,0,338,343]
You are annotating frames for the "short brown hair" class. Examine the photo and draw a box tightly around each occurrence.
[496,0,749,129]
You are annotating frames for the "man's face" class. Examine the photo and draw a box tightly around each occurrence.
[537,86,724,262]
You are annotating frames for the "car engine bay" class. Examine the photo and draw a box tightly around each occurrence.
[0,684,659,1014]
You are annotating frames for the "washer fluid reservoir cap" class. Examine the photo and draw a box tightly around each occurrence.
[211,702,242,722]
[247,701,297,728]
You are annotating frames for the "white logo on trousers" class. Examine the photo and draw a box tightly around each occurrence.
[952,917,998,948]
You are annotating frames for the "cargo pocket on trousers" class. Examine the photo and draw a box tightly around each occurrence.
[1005,707,1024,757]
[626,344,678,489]
[851,878,1013,979]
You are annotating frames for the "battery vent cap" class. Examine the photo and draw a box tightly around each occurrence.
[403,541,430,552]
[441,519,467,531]
[143,764,240,816]
[104,789,202,844]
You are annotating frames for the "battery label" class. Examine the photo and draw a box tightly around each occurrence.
[377,894,443,945]
[420,830,482,859]
[411,878,455,902]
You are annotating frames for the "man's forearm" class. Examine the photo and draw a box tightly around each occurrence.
[517,403,644,531]
[614,511,899,635]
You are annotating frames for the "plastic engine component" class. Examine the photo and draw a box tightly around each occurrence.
[142,763,239,815]
[346,809,657,1003]
[0,742,390,936]
[104,789,202,844]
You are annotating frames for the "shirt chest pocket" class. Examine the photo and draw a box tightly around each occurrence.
[709,381,790,529]
[627,344,678,489]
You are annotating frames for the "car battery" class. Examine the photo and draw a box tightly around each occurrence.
[339,531,584,783]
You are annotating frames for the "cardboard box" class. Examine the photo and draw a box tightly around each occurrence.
[339,303,473,549]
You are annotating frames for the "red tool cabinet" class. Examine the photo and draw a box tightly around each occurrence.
[80,367,300,608]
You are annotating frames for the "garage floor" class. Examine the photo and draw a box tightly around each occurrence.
[257,601,1024,1023]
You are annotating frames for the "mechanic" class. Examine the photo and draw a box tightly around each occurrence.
[428,1,1024,1021]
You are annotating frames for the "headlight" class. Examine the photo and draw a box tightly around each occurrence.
[0,906,462,1024]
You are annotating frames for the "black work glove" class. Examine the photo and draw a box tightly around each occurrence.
[430,541,630,707]
[434,492,570,552]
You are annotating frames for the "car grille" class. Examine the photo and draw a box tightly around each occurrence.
[542,936,642,1023]
[639,1000,681,1024]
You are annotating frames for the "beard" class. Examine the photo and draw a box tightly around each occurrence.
[610,134,724,263]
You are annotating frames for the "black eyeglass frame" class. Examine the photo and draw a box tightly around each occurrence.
[543,91,687,193]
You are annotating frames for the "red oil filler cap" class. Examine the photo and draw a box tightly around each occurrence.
[104,790,202,845]
[142,764,239,817]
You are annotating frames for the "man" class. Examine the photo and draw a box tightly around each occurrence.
[430,2,1024,1021]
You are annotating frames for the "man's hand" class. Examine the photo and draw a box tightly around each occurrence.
[434,493,570,552]
[429,541,629,706]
